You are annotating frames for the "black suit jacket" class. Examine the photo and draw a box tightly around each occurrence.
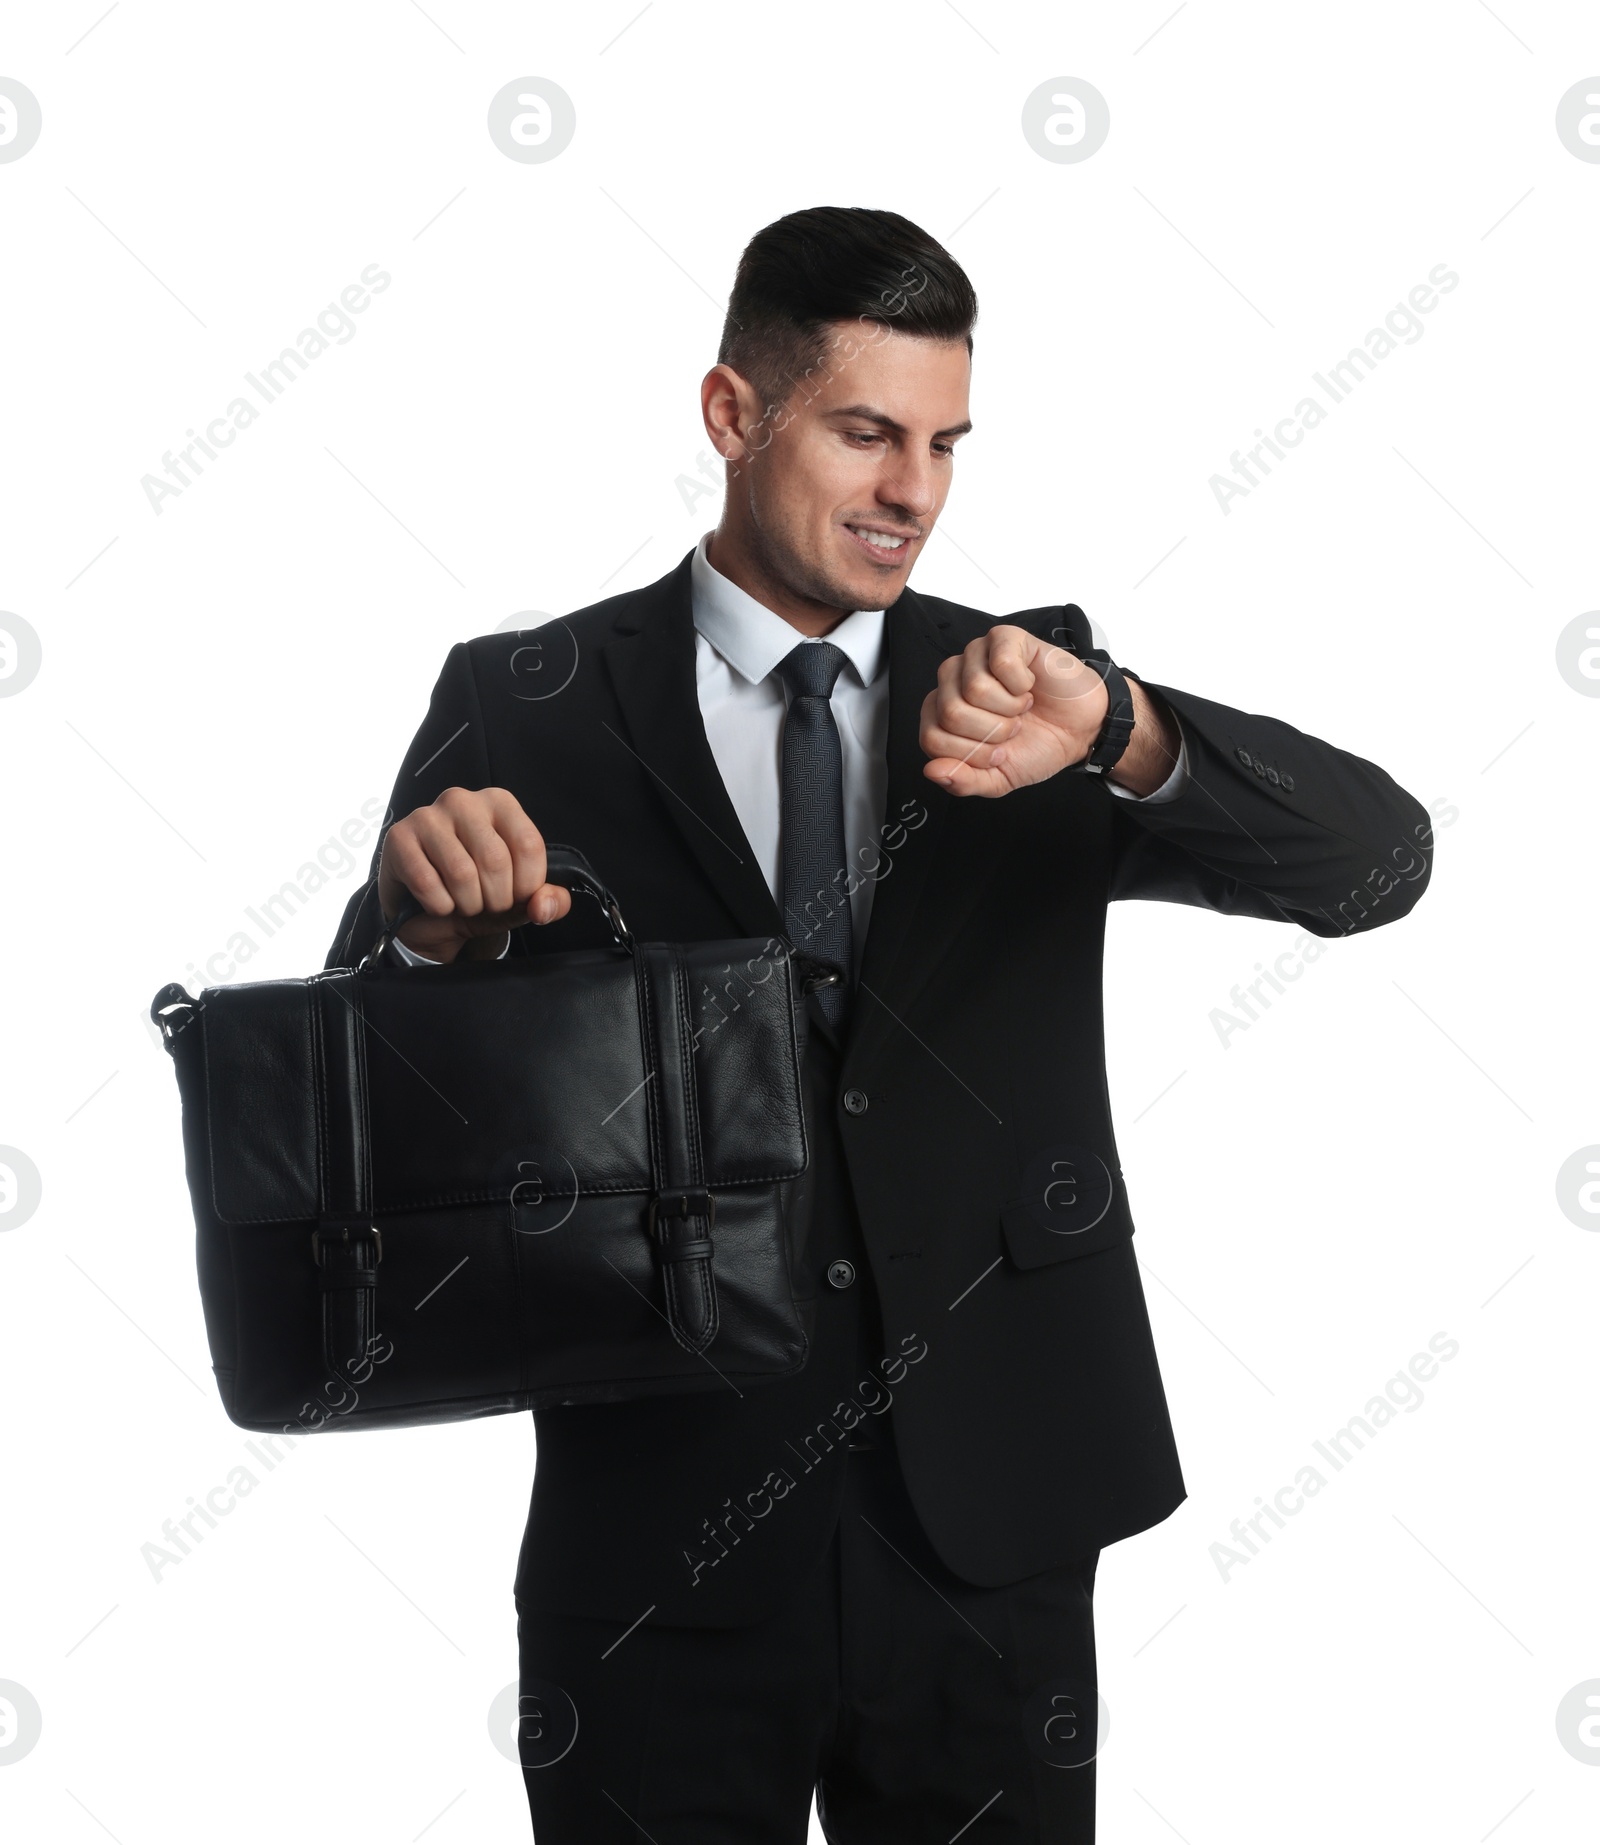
[327,547,1433,1626]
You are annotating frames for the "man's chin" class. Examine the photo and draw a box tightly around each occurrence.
[820,550,913,613]
[831,583,898,613]
[755,529,911,615]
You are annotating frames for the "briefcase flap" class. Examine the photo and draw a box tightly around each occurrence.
[198,939,808,1226]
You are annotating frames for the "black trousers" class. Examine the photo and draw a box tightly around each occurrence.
[514,1424,1101,1842]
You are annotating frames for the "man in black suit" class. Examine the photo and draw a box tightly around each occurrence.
[328,206,1432,1842]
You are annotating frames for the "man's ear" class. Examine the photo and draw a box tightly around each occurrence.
[704,357,767,461]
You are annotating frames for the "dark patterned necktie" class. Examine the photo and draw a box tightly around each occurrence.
[774,640,853,1029]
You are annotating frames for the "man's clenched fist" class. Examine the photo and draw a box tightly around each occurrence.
[919,624,1178,798]
[377,786,573,963]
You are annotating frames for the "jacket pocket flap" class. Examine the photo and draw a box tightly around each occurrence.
[999,1198,1133,1270]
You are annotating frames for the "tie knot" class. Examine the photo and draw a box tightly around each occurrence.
[775,639,849,702]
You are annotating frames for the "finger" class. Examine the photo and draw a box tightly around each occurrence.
[922,754,1010,798]
[920,686,1013,767]
[385,817,475,918]
[930,681,1025,749]
[408,804,489,916]
[939,648,1031,724]
[920,712,1010,768]
[484,792,573,924]
[511,882,572,927]
[933,663,1025,745]
[531,885,573,925]
[933,693,1018,745]
[977,626,1041,699]
[446,798,520,916]
[486,791,546,902]
[957,663,1032,720]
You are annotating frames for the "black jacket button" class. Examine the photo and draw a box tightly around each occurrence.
[827,1260,856,1289]
[843,1088,868,1115]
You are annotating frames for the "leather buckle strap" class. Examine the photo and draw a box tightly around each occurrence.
[646,1186,718,1356]
[647,1188,717,1262]
[311,1224,383,1266]
[635,945,721,1357]
[312,1225,382,1381]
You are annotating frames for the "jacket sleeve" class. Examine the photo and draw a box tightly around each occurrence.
[324,641,497,970]
[1107,674,1435,938]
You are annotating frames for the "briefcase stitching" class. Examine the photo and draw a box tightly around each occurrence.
[673,950,703,1190]
[671,948,717,1350]
[310,982,329,1218]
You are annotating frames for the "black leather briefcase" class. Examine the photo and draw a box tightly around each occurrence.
[150,847,835,1435]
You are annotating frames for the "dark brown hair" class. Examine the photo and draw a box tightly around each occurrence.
[717,205,978,417]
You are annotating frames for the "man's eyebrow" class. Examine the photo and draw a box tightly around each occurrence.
[827,403,974,440]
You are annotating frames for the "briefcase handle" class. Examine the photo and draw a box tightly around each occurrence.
[365,843,841,995]
[365,842,633,966]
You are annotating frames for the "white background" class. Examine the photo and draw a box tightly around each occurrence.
[1,2,1596,1840]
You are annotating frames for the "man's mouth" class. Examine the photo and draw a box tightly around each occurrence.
[843,523,918,560]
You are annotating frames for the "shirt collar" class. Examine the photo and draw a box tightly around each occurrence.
[690,531,886,691]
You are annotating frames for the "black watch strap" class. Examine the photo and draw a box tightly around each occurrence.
[1064,652,1136,775]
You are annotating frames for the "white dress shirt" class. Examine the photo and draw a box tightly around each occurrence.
[393,532,1187,964]
[689,530,890,971]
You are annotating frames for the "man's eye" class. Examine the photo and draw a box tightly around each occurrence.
[845,431,878,445]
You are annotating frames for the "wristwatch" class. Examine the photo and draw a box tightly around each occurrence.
[1062,651,1137,776]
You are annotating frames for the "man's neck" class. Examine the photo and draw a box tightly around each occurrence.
[705,527,850,639]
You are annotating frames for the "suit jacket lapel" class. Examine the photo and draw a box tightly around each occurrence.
[847,585,958,1053]
[602,550,785,946]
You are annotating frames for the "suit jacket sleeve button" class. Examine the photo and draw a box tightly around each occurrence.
[843,1088,868,1115]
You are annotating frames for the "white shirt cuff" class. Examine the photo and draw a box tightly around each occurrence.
[1105,728,1189,804]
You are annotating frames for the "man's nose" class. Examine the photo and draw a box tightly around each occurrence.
[876,464,937,521]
